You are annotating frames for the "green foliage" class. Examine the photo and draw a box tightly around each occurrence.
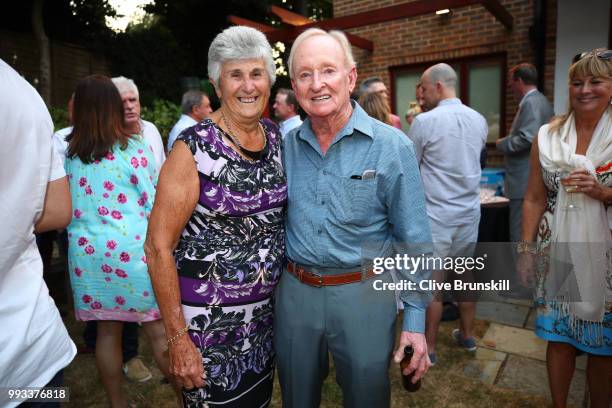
[49,106,70,131]
[141,99,181,145]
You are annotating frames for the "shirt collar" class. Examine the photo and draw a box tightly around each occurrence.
[519,88,537,106]
[281,115,301,127]
[438,97,462,107]
[297,100,374,144]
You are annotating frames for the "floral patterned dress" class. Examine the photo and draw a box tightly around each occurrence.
[175,118,286,407]
[65,136,160,322]
[534,163,612,355]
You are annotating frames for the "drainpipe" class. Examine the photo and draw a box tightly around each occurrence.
[529,0,547,90]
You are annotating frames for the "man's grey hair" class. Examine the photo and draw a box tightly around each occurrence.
[208,26,276,86]
[425,63,457,89]
[288,28,356,78]
[112,76,139,97]
[359,76,383,94]
[181,90,207,114]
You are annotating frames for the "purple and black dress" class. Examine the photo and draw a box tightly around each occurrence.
[175,118,286,407]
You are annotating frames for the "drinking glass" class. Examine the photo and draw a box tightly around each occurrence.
[560,170,580,211]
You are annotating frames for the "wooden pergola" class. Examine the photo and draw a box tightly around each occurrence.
[229,0,513,52]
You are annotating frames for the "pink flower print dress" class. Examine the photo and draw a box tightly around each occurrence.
[65,135,160,322]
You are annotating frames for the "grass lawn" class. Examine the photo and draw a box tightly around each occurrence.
[60,308,550,407]
[46,253,550,407]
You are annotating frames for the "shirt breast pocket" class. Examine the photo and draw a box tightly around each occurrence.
[330,177,377,226]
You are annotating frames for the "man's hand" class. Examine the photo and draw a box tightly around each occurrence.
[393,331,430,383]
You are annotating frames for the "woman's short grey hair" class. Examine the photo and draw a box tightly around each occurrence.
[111,76,139,97]
[208,26,276,86]
[288,28,356,78]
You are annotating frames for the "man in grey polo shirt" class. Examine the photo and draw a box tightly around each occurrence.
[275,28,432,408]
[407,63,487,364]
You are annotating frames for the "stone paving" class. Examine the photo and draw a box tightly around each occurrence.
[462,293,588,407]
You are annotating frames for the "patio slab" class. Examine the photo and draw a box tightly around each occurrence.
[463,359,504,385]
[497,355,586,408]
[476,301,530,328]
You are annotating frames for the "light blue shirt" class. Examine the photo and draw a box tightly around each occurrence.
[284,102,432,333]
[279,114,303,138]
[407,98,487,226]
[167,114,197,151]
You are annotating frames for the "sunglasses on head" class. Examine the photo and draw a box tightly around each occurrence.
[572,49,612,64]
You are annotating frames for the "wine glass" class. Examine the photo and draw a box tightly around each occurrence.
[560,170,580,211]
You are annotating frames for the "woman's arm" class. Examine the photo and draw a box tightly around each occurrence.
[144,141,204,389]
[517,135,548,287]
[521,135,548,243]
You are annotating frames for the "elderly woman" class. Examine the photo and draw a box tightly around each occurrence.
[519,50,611,408]
[144,26,286,407]
[64,75,171,407]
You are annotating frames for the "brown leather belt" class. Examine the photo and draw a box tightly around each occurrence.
[286,260,376,287]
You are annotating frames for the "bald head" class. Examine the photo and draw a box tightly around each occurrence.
[420,63,457,110]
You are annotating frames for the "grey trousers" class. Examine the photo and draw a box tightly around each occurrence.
[509,199,523,243]
[274,269,397,408]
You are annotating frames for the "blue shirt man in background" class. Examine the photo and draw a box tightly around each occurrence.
[275,27,432,408]
[167,90,212,151]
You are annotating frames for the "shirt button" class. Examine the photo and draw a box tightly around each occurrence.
[322,170,328,175]
[317,229,322,234]
[321,200,325,205]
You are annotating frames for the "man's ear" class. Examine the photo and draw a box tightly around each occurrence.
[347,66,358,94]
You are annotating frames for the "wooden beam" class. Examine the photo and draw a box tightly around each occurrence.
[227,15,275,33]
[267,27,373,51]
[480,0,513,30]
[270,5,311,26]
[265,0,513,43]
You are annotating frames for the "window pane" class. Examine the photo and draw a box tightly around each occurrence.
[468,64,501,143]
[394,71,421,133]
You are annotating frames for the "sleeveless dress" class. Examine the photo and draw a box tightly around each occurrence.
[534,165,612,355]
[175,118,287,407]
[65,136,160,322]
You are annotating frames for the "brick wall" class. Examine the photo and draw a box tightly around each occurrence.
[334,0,557,166]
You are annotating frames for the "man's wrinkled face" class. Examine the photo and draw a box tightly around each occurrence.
[192,95,212,121]
[120,90,141,125]
[273,93,293,121]
[291,35,356,120]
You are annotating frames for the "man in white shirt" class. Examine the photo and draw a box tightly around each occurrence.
[112,76,166,172]
[272,88,302,138]
[407,63,487,365]
[167,90,212,151]
[0,58,76,407]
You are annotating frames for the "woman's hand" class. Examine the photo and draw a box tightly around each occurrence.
[168,334,205,390]
[516,252,535,288]
[561,168,608,201]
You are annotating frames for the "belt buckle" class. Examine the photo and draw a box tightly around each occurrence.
[311,271,323,288]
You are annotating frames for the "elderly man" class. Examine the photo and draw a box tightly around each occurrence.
[112,76,165,170]
[407,63,487,365]
[359,76,402,129]
[496,63,553,243]
[167,90,212,151]
[275,28,431,408]
[273,87,302,138]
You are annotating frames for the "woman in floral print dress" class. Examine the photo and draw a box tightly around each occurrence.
[65,75,171,407]
[145,27,286,408]
[519,51,611,408]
